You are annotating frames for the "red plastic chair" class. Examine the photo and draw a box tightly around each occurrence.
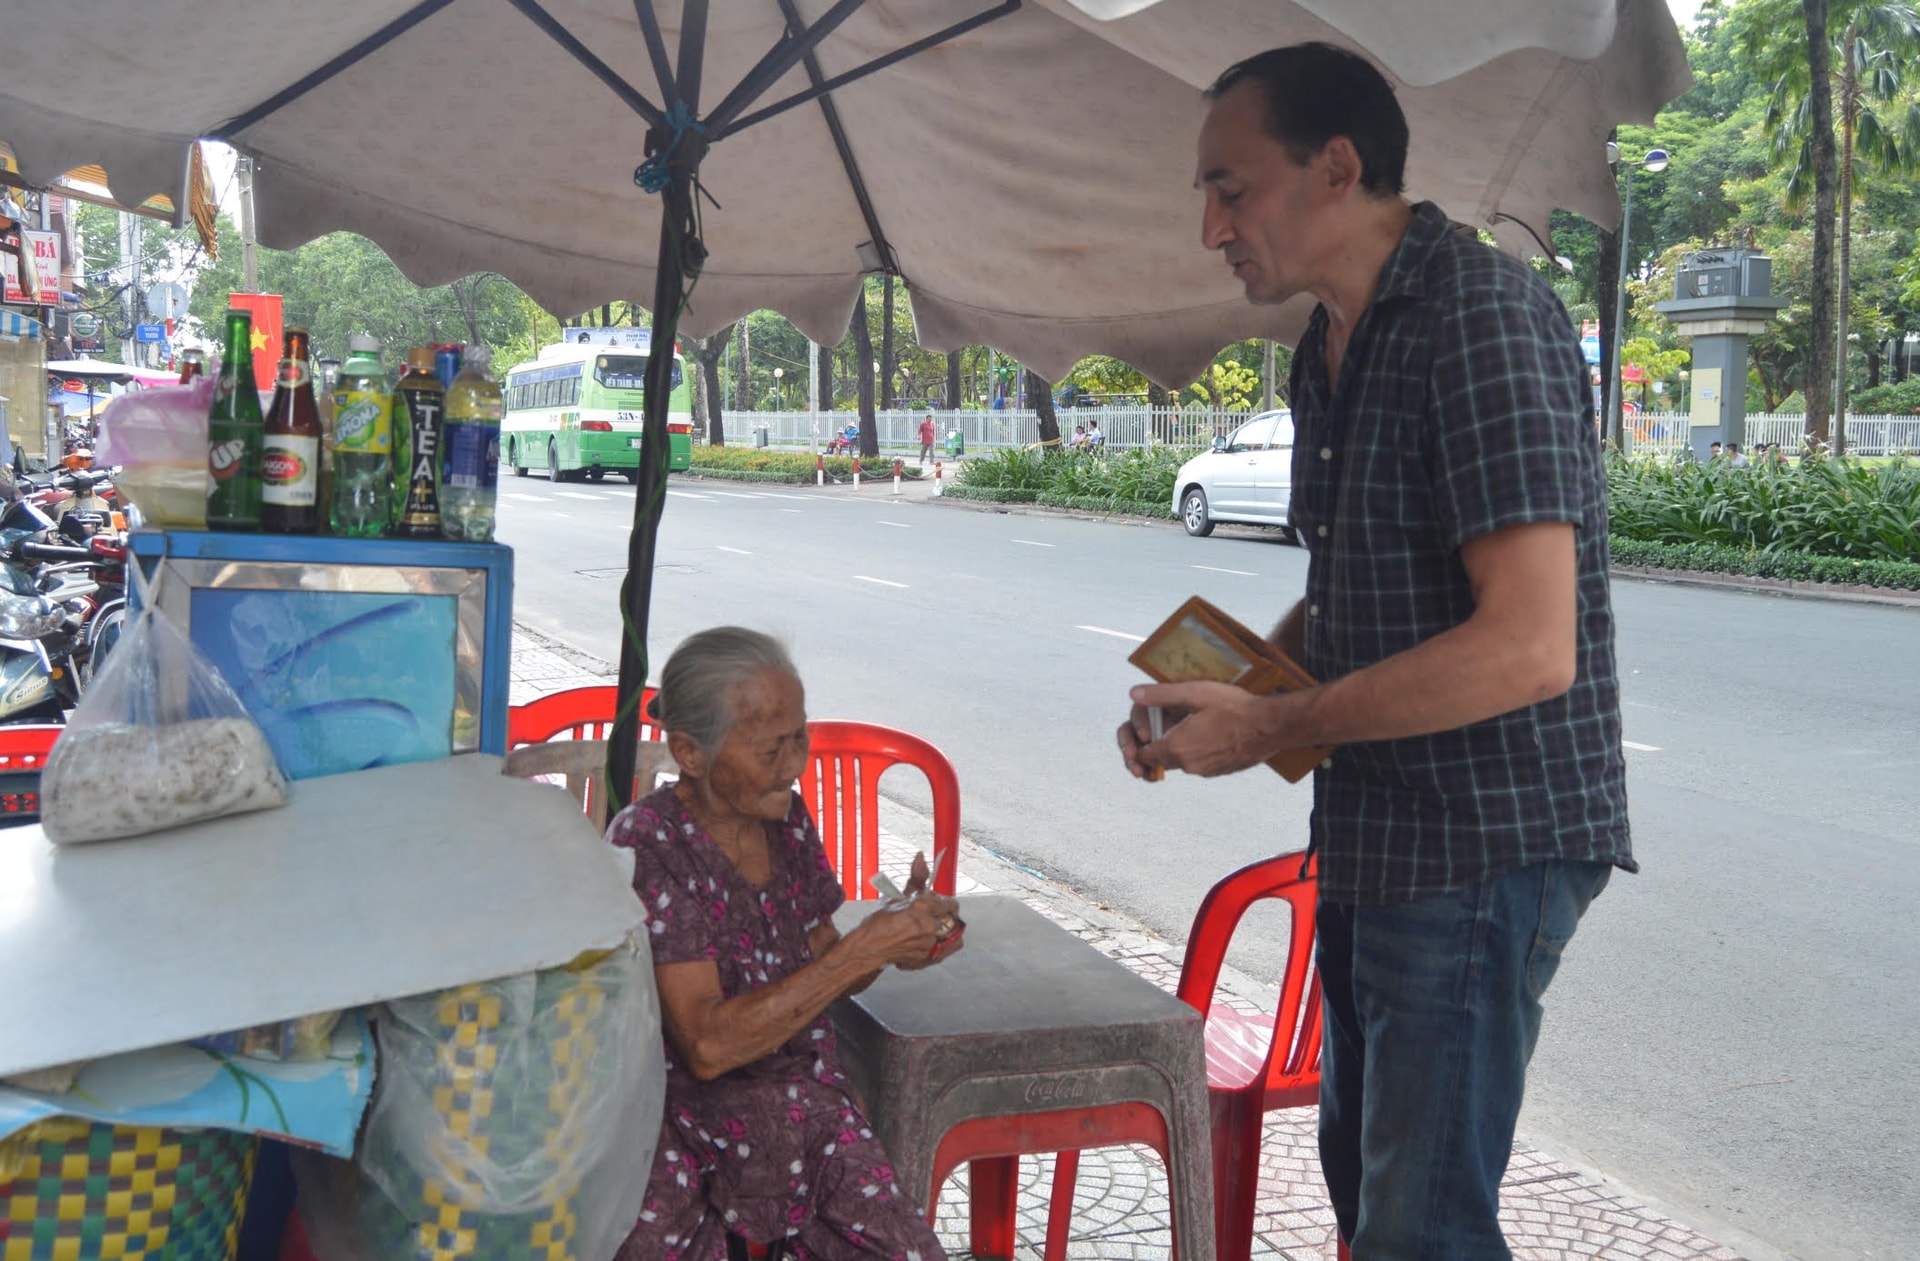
[0,725,63,826]
[507,684,663,747]
[1045,851,1325,1261]
[799,720,958,901]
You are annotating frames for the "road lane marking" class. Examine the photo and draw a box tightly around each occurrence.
[710,491,767,500]
[854,575,909,589]
[716,545,752,556]
[877,520,911,528]
[554,490,602,501]
[667,489,716,501]
[1077,625,1145,642]
[503,493,542,503]
[1623,740,1662,752]
[1012,539,1054,548]
[760,491,813,501]
[1193,563,1258,576]
[780,509,803,514]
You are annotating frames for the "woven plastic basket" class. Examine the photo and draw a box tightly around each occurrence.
[0,1120,256,1261]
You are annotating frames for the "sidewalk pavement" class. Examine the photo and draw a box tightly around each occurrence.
[510,626,1745,1261]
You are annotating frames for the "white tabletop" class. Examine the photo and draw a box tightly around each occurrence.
[0,754,644,1079]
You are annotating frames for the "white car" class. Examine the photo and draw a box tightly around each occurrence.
[1172,410,1296,539]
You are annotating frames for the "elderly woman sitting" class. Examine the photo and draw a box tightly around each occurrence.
[610,627,961,1261]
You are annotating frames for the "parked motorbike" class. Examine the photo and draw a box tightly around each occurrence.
[0,489,130,722]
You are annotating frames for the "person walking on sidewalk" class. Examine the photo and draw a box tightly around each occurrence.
[919,414,937,464]
[1117,43,1633,1260]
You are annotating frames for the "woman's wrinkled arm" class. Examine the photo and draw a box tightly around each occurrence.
[656,896,952,1081]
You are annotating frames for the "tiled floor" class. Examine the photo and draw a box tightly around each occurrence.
[510,628,1744,1261]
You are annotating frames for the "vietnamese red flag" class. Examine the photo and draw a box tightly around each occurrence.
[228,293,283,393]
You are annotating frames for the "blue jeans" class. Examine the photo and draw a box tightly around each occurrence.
[1316,860,1613,1260]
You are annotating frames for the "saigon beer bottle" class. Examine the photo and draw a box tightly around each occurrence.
[261,327,324,533]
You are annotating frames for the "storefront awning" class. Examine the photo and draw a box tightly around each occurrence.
[0,310,42,342]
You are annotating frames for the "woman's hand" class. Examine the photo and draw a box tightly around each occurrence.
[854,892,960,969]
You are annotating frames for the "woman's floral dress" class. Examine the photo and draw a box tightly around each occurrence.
[609,786,945,1261]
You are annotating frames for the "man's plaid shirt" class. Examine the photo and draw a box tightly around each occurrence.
[1287,201,1634,905]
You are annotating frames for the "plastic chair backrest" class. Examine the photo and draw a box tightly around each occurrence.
[1177,851,1322,1106]
[800,720,959,901]
[507,685,663,747]
[0,725,62,826]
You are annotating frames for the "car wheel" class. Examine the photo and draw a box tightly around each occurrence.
[623,469,641,484]
[511,438,529,477]
[1181,487,1215,537]
[548,440,563,482]
[587,466,605,483]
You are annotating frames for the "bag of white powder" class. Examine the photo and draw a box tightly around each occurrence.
[40,559,285,843]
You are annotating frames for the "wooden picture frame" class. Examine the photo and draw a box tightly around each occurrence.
[1128,596,1332,783]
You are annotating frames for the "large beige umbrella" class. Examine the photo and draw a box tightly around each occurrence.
[0,0,1690,801]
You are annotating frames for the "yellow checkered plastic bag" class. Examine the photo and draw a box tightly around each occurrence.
[293,937,662,1261]
[0,1119,255,1261]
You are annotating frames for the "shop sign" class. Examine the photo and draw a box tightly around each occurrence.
[1,229,60,304]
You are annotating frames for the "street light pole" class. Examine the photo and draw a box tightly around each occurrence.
[1606,144,1668,451]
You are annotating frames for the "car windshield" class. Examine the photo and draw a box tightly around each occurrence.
[594,354,682,391]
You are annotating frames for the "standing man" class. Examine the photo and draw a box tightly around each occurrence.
[919,413,938,464]
[1118,44,1633,1259]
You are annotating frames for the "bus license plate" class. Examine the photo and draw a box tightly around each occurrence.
[628,438,643,448]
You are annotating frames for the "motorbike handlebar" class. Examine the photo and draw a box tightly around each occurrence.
[16,541,97,564]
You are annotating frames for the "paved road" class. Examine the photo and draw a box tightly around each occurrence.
[498,472,1920,1261]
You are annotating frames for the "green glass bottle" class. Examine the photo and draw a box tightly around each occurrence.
[207,308,265,531]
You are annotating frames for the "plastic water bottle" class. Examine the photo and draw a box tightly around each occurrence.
[329,334,393,537]
[441,345,502,542]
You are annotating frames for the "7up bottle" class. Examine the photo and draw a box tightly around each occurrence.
[329,334,393,537]
[207,308,264,531]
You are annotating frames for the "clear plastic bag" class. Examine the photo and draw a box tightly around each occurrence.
[293,937,664,1261]
[39,559,287,843]
[95,380,215,528]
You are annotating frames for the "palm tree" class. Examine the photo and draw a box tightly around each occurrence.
[1750,0,1920,450]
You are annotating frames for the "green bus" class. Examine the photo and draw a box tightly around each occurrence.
[501,331,693,482]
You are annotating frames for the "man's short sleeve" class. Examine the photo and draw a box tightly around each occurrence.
[1427,273,1597,552]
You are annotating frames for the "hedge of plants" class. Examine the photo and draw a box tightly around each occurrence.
[1606,455,1920,563]
[1608,538,1920,591]
[952,445,1192,510]
[682,446,920,483]
[945,445,1920,591]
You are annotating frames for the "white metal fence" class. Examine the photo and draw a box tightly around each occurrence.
[711,408,1920,457]
[713,407,1266,453]
[1622,413,1920,458]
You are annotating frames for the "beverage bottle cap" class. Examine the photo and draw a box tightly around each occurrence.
[406,346,435,370]
[347,333,381,354]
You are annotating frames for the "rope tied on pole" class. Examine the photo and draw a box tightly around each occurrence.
[634,100,709,195]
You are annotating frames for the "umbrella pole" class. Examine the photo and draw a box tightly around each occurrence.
[607,194,691,815]
[606,0,709,814]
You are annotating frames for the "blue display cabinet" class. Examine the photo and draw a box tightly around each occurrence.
[130,532,514,781]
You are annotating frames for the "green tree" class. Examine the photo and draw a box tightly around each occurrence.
[1742,0,1920,446]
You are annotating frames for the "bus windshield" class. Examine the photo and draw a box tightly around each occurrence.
[595,354,682,392]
